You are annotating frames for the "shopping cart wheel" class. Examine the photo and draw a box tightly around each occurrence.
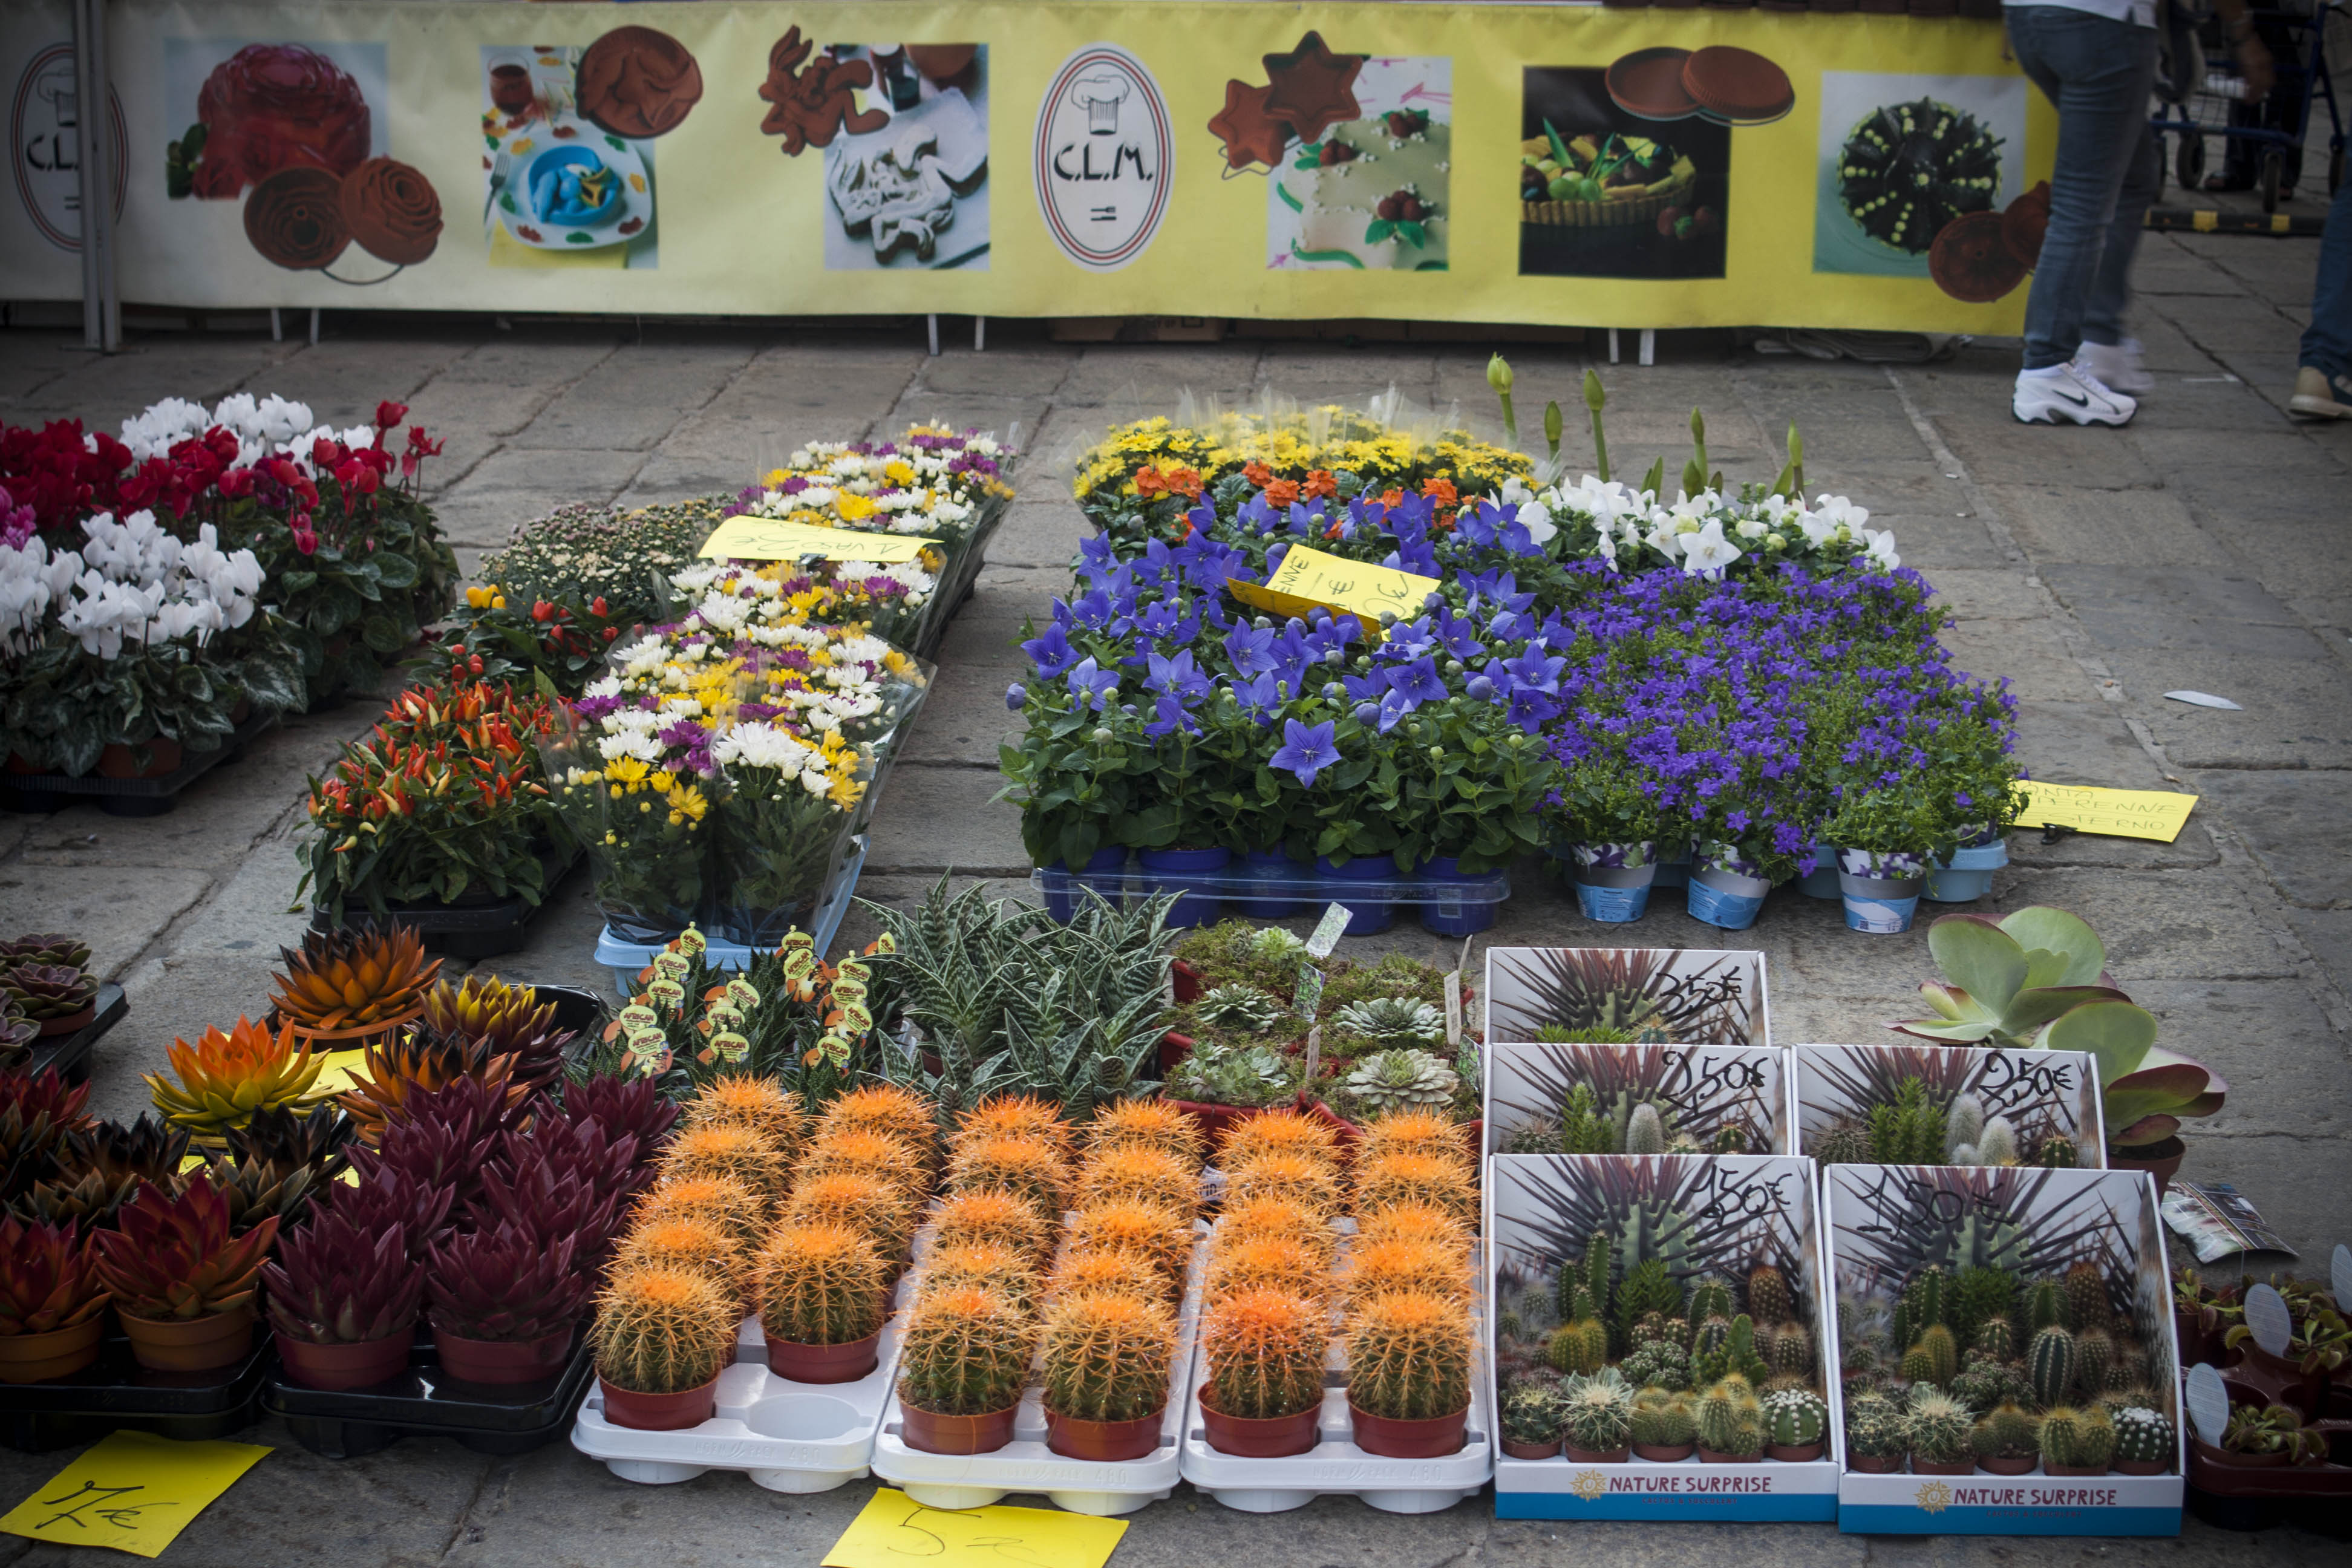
[2176,134,2206,191]
[2260,151,2282,214]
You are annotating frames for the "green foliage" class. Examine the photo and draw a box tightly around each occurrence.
[1767,1319,1814,1380]
[1895,1265,1949,1348]
[1620,1336,1692,1392]
[1868,1078,1948,1163]
[1949,1356,2031,1416]
[1913,1323,1959,1388]
[1613,1258,1683,1356]
[1687,1275,1734,1327]
[2028,1325,2077,1408]
[2037,1134,2080,1169]
[1694,1375,1763,1457]
[2024,1277,2065,1334]
[1953,1266,2017,1349]
[1557,1083,1613,1154]
[1165,1038,1296,1109]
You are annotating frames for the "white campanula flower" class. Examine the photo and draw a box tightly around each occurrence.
[1861,528,1901,570]
[1679,520,1743,578]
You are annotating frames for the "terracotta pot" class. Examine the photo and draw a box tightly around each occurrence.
[282,1003,425,1056]
[433,1323,573,1385]
[35,1005,95,1038]
[601,1373,719,1431]
[1566,1443,1630,1463]
[1501,1435,1563,1460]
[2109,1135,2186,1198]
[1349,1402,1468,1459]
[1913,1457,1975,1475]
[97,739,183,779]
[1047,1406,1163,1462]
[1769,1440,1828,1463]
[2043,1462,2111,1477]
[1634,1440,1695,1462]
[1697,1445,1763,1463]
[5,752,41,775]
[1977,1454,2036,1475]
[1850,1453,1903,1473]
[766,1330,881,1385]
[119,1301,254,1373]
[1165,1092,1264,1154]
[2194,1437,2290,1468]
[275,1328,413,1391]
[901,1399,1019,1455]
[2114,1458,2172,1475]
[0,1316,106,1383]
[1201,1396,1321,1457]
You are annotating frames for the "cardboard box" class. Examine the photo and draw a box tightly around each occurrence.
[1483,947,1769,1051]
[1485,1154,1840,1521]
[1823,1165,2183,1536]
[1485,1040,1791,1157]
[1792,1043,2106,1170]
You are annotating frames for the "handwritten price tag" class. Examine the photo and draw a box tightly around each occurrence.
[1265,543,1437,622]
[2012,782,2198,843]
[824,1488,1128,1568]
[1,1431,270,1558]
[699,515,939,564]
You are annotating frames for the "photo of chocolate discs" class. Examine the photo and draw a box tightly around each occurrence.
[1680,47,1796,126]
[1605,48,1700,122]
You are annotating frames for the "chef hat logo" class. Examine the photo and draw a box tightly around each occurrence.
[1070,71,1130,134]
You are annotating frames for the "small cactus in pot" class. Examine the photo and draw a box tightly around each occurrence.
[1904,1387,1975,1471]
[1346,1290,1472,1423]
[1558,1368,1635,1459]
[1844,1386,1908,1470]
[1200,1288,1325,1429]
[590,1264,738,1429]
[1969,1401,2040,1472]
[1041,1290,1177,1457]
[2028,1324,2077,1408]
[1500,1377,1567,1458]
[2037,1405,2117,1474]
[1630,1387,1699,1459]
[1546,1316,1610,1376]
[1694,1374,1764,1460]
[752,1224,888,1361]
[2110,1405,2175,1474]
[895,1284,1036,1453]
[1762,1387,1829,1460]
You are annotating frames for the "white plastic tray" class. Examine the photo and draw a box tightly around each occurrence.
[868,1232,1207,1517]
[1179,1240,1493,1514]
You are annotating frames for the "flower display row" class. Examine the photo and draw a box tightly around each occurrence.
[999,406,2020,933]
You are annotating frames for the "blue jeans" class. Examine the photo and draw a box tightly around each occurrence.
[2302,174,2352,377]
[2006,7,2161,370]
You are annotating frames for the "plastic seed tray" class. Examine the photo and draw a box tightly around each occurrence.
[0,708,281,817]
[0,1333,270,1452]
[1031,863,1510,909]
[1179,1236,1493,1515]
[24,982,128,1087]
[264,1325,595,1459]
[310,841,580,961]
[869,1229,1207,1517]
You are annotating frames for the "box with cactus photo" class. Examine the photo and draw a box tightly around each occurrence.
[1485,1154,1840,1520]
[1795,1044,2105,1173]
[1824,1165,2183,1535]
[1485,1039,1789,1158]
[1484,947,1768,1051]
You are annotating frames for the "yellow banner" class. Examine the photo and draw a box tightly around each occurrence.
[699,517,939,562]
[2013,782,2198,843]
[0,2,2048,331]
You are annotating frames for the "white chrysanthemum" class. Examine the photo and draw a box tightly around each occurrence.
[598,731,663,763]
[583,675,622,700]
[713,720,817,773]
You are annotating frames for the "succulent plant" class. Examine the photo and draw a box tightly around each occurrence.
[0,933,91,972]
[1621,1336,1693,1392]
[2220,1401,2329,1462]
[2076,1325,2118,1397]
[926,1188,1049,1264]
[1615,1258,1685,1353]
[1194,984,1290,1037]
[1631,1387,1698,1448]
[1748,1264,1795,1327]
[1812,1120,1872,1166]
[222,1104,351,1184]
[896,1284,1036,1416]
[1353,1150,1478,1224]
[261,1209,426,1344]
[1844,1386,1908,1459]
[426,1220,592,1344]
[2028,1324,2077,1407]
[1166,1040,1296,1109]
[1559,1368,1635,1451]
[1042,1289,1177,1423]
[797,1128,930,1202]
[1218,1109,1341,1173]
[2111,1405,2174,1468]
[1355,1107,1468,1168]
[1331,996,1444,1048]
[1763,1387,1829,1449]
[2024,1276,2065,1333]
[1347,1290,1472,1422]
[924,1243,1044,1313]
[1077,1147,1197,1218]
[1342,1050,1460,1117]
[1970,1400,2039,1462]
[1208,1236,1328,1306]
[592,1264,738,1394]
[1695,1313,1771,1387]
[1547,1317,1610,1376]
[1,961,96,1022]
[662,1123,791,1211]
[952,1094,1076,1160]
[1501,1379,1567,1446]
[270,924,442,1034]
[1230,1152,1344,1217]
[91,1173,278,1321]
[146,1018,328,1140]
[337,1025,538,1146]
[416,974,573,1079]
[2037,1405,2115,1469]
[819,1084,937,1157]
[948,1135,1071,1221]
[350,1076,523,1210]
[1342,1238,1471,1306]
[1894,1264,1949,1348]
[1085,1100,1204,1166]
[324,1164,456,1260]
[60,1114,190,1188]
[561,1072,679,1162]
[612,1218,747,1307]
[1684,1275,1733,1326]
[1953,1266,2016,1347]
[0,1214,108,1336]
[682,1075,807,1154]
[1904,1386,1974,1466]
[2037,1133,2080,1169]
[1949,1356,2031,1415]
[0,1002,36,1073]
[491,1114,639,1214]
[471,1145,626,1272]
[7,1166,143,1232]
[753,1223,888,1347]
[1696,1374,1765,1457]
[194,1152,322,1235]
[1067,1200,1194,1283]
[0,1065,90,1187]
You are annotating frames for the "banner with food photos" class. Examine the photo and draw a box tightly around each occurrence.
[0,0,2050,331]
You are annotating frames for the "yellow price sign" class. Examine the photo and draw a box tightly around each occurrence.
[1,1431,270,1558]
[1263,543,1437,623]
[824,1488,1128,1568]
[2012,782,2198,843]
[699,516,939,564]
[1224,577,1382,641]
[309,1048,368,1099]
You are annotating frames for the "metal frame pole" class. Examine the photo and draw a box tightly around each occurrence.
[73,0,119,351]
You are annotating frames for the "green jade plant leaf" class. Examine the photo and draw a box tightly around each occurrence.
[1892,908,2126,1047]
[2043,998,2226,1152]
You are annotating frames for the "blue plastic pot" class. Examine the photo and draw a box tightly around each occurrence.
[1417,855,1495,936]
[1315,854,1394,936]
[1573,863,1655,924]
[1686,866,1771,931]
[1840,870,1926,935]
[1139,846,1227,929]
[1798,843,1841,900]
[1237,849,1307,916]
[1924,839,2009,904]
[1651,849,1693,890]
[1041,847,1128,924]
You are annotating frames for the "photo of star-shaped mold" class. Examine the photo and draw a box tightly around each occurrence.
[1244,47,1451,274]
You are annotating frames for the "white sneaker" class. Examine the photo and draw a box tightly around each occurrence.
[2077,338,2155,396]
[2289,365,2352,420]
[2013,362,2137,426]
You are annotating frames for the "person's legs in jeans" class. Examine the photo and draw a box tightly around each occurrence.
[2083,118,2159,350]
[2292,172,2352,414]
[2007,8,2162,370]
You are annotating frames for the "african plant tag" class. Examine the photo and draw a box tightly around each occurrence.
[1304,902,1351,959]
[783,930,815,953]
[839,1001,874,1036]
[705,1004,741,1033]
[726,979,760,1011]
[818,1031,852,1067]
[1293,962,1325,1021]
[646,978,687,1010]
[619,1004,658,1032]
[713,1030,750,1063]
[837,958,871,984]
[871,932,896,955]
[831,978,868,1005]
[783,947,817,981]
[677,928,707,959]
[652,951,690,982]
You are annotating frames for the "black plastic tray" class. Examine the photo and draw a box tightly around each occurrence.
[0,1332,271,1452]
[21,982,128,1086]
[309,841,580,961]
[262,1324,593,1459]
[0,709,282,818]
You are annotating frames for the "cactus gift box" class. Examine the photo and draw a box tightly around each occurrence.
[1483,947,1769,1052]
[1794,1043,2105,1172]
[1824,1165,2184,1535]
[1485,1154,1840,1520]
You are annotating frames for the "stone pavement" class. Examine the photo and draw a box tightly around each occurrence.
[1,223,2348,1563]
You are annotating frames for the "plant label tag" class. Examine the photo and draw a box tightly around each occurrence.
[1301,1024,1322,1087]
[1293,962,1325,1022]
[1305,902,1351,958]
[2185,1362,2230,1447]
[1443,971,1463,1051]
[699,515,940,563]
[2244,1282,2293,1357]
[2333,1244,2351,1310]
[1266,542,1438,623]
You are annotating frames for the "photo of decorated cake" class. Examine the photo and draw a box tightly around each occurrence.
[1519,124,1694,229]
[1275,108,1449,270]
[1837,97,2003,255]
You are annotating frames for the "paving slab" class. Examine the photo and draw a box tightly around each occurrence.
[2130,978,2352,1141]
[2039,565,2324,659]
[1992,867,2301,980]
[512,344,753,452]
[1987,485,2232,568]
[2187,768,2352,909]
[2106,650,2352,769]
[431,448,648,548]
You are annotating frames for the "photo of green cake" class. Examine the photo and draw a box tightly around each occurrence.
[1276,108,1449,270]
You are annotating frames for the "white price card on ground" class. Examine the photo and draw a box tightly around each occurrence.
[2011,782,2197,843]
[699,516,938,564]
